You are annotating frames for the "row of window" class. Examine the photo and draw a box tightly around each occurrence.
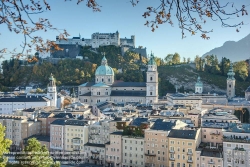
[170,141,193,146]
[123,159,144,165]
[171,163,193,167]
[124,140,143,145]
[124,146,143,151]
[147,143,167,148]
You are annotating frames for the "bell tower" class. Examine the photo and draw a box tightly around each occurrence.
[195,76,203,94]
[227,63,235,100]
[146,52,158,104]
[47,73,57,107]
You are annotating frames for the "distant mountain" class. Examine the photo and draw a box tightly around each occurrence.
[202,34,250,62]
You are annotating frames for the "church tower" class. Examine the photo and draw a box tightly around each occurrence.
[227,63,235,99]
[195,76,203,94]
[146,53,158,104]
[47,73,57,107]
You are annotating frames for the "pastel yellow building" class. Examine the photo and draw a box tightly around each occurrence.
[168,129,201,167]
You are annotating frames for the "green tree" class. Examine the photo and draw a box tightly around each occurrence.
[183,57,186,64]
[220,57,231,76]
[164,54,173,65]
[0,123,12,167]
[234,61,248,81]
[16,138,60,167]
[187,58,191,63]
[36,88,44,93]
[194,55,201,71]
[172,53,181,64]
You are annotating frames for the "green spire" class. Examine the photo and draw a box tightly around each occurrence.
[148,51,156,65]
[101,55,107,65]
[227,63,235,80]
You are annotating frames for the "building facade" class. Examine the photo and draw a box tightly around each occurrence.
[79,54,158,106]
[168,129,201,167]
[55,31,135,48]
[122,136,145,167]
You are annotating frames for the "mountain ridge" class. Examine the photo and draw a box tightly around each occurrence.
[202,33,250,62]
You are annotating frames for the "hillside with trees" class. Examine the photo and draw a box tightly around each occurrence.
[0,46,249,97]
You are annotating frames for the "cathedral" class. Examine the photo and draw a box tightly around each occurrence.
[78,54,158,106]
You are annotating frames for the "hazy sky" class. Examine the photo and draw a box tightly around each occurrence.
[0,0,250,61]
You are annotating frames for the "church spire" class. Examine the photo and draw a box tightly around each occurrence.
[48,73,56,87]
[101,56,107,65]
[227,63,235,80]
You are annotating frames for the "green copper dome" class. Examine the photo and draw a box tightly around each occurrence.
[195,76,203,87]
[95,56,114,76]
[148,52,156,65]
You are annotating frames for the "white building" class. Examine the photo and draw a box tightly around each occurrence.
[0,96,50,115]
[79,53,158,106]
[165,93,202,108]
[122,136,145,167]
[88,119,114,144]
[223,123,250,167]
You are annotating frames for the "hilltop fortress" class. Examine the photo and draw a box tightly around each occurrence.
[56,31,135,48]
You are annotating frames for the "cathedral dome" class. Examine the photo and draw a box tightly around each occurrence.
[95,56,114,76]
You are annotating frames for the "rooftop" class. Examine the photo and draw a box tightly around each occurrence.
[224,123,250,133]
[111,81,146,87]
[22,108,36,112]
[64,120,88,126]
[168,129,197,139]
[202,122,229,128]
[53,113,74,119]
[0,96,49,102]
[151,119,176,131]
[110,90,146,97]
[130,117,148,126]
[23,135,50,142]
[37,112,52,118]
[50,119,66,125]
[79,82,95,87]
[110,131,123,135]
[202,113,238,121]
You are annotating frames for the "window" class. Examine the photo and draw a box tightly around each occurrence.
[150,77,153,81]
[150,92,152,95]
[203,135,206,138]
[97,92,100,95]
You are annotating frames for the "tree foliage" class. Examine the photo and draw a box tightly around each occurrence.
[141,0,247,38]
[0,123,12,167]
[194,55,249,81]
[15,138,60,167]
[0,0,248,58]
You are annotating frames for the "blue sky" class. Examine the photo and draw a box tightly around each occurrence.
[0,0,250,61]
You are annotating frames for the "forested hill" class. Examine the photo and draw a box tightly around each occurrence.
[0,46,175,96]
[0,45,249,96]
